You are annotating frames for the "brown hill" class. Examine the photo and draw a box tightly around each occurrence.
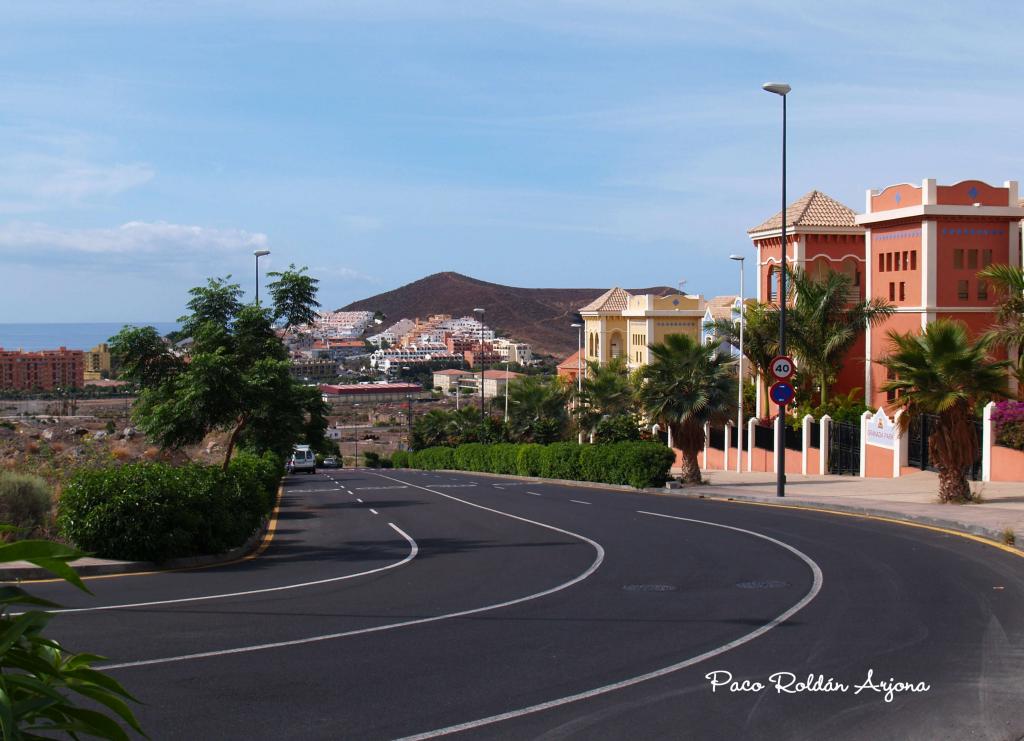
[339,272,680,358]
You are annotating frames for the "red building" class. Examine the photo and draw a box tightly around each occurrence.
[0,347,85,390]
[749,179,1023,410]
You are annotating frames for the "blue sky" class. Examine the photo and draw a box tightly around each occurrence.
[2,1,1023,321]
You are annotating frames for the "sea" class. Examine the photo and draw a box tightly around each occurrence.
[0,322,180,352]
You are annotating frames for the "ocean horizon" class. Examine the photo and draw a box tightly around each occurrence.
[0,322,180,352]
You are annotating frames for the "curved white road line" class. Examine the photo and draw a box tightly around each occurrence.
[396,507,824,740]
[101,473,606,670]
[31,523,418,617]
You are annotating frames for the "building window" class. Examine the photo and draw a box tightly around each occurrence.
[953,249,964,269]
[878,253,885,272]
[957,280,969,300]
[899,282,905,301]
[889,282,895,301]
[910,250,917,270]
[967,249,978,269]
[978,280,988,300]
[902,251,909,270]
[885,253,892,272]
[982,249,992,267]
[853,269,861,286]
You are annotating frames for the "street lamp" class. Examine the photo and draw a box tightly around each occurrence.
[763,81,790,498]
[254,249,271,306]
[352,403,360,468]
[571,322,583,444]
[402,366,412,451]
[729,255,745,473]
[473,307,486,420]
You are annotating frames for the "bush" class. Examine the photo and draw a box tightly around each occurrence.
[0,471,53,535]
[391,450,411,468]
[402,441,674,489]
[539,442,582,480]
[594,414,642,443]
[58,456,279,562]
[363,451,382,468]
[515,444,544,477]
[993,400,1024,451]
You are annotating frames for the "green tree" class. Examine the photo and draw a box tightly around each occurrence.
[267,264,321,330]
[412,409,455,450]
[710,300,778,409]
[637,334,736,484]
[108,325,181,387]
[880,320,1010,503]
[573,357,635,441]
[978,263,1024,386]
[786,266,894,404]
[111,276,327,469]
[505,375,570,443]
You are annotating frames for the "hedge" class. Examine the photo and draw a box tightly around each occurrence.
[0,471,53,535]
[57,451,281,562]
[397,441,674,489]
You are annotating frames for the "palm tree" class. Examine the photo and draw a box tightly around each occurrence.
[505,375,570,443]
[978,263,1024,387]
[710,301,778,417]
[637,334,736,484]
[573,357,635,441]
[880,320,1010,503]
[786,266,894,405]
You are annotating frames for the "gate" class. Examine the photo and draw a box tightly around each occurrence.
[907,414,982,481]
[828,420,860,475]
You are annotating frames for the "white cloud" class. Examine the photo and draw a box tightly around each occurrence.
[0,220,268,262]
[0,154,155,214]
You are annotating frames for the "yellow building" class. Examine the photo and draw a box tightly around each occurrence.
[83,342,112,381]
[579,288,705,370]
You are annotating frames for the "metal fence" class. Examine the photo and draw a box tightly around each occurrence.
[828,420,860,475]
[753,423,774,451]
[784,424,803,451]
[708,426,725,451]
[907,414,982,481]
[808,420,821,449]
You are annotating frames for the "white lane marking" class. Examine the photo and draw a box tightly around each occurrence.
[32,524,418,617]
[101,474,605,670]
[527,491,542,496]
[355,485,409,491]
[569,500,591,505]
[429,484,477,489]
[356,498,364,503]
[369,509,379,515]
[287,488,341,494]
[397,509,824,740]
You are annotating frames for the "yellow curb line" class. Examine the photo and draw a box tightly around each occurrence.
[16,482,285,584]
[694,494,1023,559]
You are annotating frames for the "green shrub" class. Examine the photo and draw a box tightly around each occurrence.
[363,451,381,468]
[380,458,394,469]
[412,446,455,470]
[539,442,582,480]
[58,458,278,562]
[391,450,411,468]
[489,443,520,475]
[453,442,491,472]
[613,441,675,488]
[516,444,544,477]
[0,471,53,534]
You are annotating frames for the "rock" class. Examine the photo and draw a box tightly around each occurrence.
[41,429,55,441]
[65,426,88,436]
[92,431,107,441]
[122,427,136,439]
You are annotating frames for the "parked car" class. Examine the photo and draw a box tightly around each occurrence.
[289,445,317,475]
[321,456,340,468]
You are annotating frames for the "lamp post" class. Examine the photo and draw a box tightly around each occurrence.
[254,249,271,306]
[729,255,745,472]
[504,358,510,425]
[571,322,583,444]
[473,307,486,421]
[763,81,790,498]
[353,403,360,468]
[402,366,412,451]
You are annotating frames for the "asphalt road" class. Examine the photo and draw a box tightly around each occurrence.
[27,469,1024,740]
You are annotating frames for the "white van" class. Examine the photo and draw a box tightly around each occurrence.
[289,445,317,475]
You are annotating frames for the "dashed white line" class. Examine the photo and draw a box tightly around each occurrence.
[356,498,364,503]
[569,500,591,505]
[527,491,542,496]
[35,524,418,618]
[369,508,379,515]
[397,509,824,740]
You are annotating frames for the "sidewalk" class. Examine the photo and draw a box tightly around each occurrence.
[686,469,1023,547]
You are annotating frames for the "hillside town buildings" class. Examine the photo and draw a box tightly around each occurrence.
[83,343,112,381]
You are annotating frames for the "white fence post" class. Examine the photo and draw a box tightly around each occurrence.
[801,414,813,475]
[859,410,871,478]
[892,410,905,478]
[747,417,756,472]
[773,416,781,474]
[723,423,731,471]
[819,414,831,475]
[703,421,709,470]
[983,401,995,482]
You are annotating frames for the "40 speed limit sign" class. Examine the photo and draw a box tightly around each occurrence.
[769,355,795,381]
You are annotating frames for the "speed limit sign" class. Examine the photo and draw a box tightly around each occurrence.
[769,355,795,381]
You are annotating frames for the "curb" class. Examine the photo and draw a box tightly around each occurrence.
[430,469,1021,553]
[0,482,284,583]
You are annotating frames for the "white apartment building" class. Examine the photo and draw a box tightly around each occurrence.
[367,318,416,347]
[491,338,532,364]
[369,343,458,372]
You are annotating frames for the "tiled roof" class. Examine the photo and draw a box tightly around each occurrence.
[433,369,472,376]
[481,370,524,380]
[748,190,859,234]
[579,287,631,312]
[705,295,739,320]
[557,350,582,370]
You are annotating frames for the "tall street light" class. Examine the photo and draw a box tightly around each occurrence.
[473,307,486,421]
[254,249,271,306]
[729,254,745,473]
[571,322,583,444]
[763,81,790,498]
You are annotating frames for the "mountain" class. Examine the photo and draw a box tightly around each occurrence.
[339,272,681,357]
